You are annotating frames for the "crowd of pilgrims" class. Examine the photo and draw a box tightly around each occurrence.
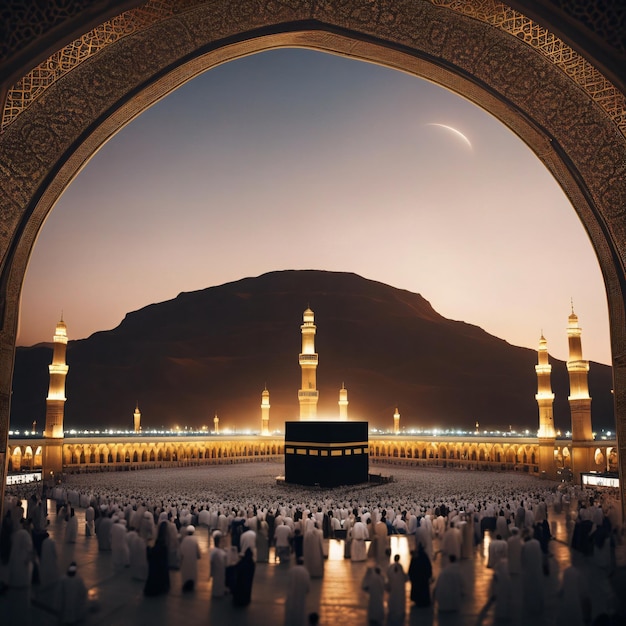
[0,464,623,625]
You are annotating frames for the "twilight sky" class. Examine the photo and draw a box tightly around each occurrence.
[18,49,611,365]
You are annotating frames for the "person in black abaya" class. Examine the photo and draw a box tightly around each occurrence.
[232,547,255,607]
[408,544,432,607]
[144,521,170,596]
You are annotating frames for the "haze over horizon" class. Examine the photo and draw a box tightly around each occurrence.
[18,49,611,365]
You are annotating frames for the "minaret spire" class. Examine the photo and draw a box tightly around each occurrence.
[567,306,592,438]
[133,403,141,433]
[567,306,593,479]
[298,307,319,420]
[43,316,69,477]
[261,386,270,435]
[393,407,400,434]
[338,383,348,421]
[44,316,69,439]
[535,333,556,439]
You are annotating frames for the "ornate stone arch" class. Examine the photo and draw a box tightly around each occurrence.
[34,446,43,467]
[10,446,22,471]
[0,0,625,512]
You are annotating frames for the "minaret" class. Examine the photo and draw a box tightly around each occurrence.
[535,333,556,478]
[567,304,593,478]
[213,413,219,434]
[536,333,556,439]
[338,383,348,421]
[44,316,68,438]
[43,316,69,478]
[567,305,593,439]
[393,407,400,434]
[261,386,270,435]
[298,308,319,420]
[133,403,141,433]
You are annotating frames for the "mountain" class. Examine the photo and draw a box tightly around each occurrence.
[10,270,615,433]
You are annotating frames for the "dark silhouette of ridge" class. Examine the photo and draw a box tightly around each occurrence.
[10,270,614,433]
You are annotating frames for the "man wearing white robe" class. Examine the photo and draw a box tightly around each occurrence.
[179,525,201,591]
[350,517,369,562]
[239,528,257,561]
[197,508,211,528]
[217,511,229,535]
[127,530,148,581]
[433,514,446,538]
[374,515,389,568]
[303,524,324,578]
[487,534,508,569]
[521,535,544,616]
[407,511,418,538]
[209,531,227,598]
[111,518,130,569]
[284,558,311,626]
[64,508,78,544]
[489,559,513,623]
[495,513,509,540]
[434,555,464,613]
[416,519,434,561]
[7,528,34,626]
[362,566,385,626]
[138,511,155,545]
[386,554,408,626]
[39,534,60,590]
[440,521,462,565]
[162,516,180,570]
[274,521,293,564]
[556,565,589,626]
[506,527,522,577]
[56,563,87,626]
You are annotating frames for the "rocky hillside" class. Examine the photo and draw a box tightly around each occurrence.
[10,270,614,433]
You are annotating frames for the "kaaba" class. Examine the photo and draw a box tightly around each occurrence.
[284,421,369,487]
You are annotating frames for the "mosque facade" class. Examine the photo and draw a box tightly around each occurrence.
[6,309,618,484]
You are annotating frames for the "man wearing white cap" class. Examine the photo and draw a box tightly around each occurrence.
[180,525,201,591]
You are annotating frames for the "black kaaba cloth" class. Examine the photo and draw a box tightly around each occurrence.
[284,421,369,487]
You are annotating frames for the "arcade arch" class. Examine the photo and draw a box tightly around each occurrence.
[0,1,624,514]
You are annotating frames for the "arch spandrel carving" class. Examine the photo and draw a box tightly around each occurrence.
[0,0,625,513]
[0,3,623,298]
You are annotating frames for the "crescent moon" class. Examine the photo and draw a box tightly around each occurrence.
[427,123,473,150]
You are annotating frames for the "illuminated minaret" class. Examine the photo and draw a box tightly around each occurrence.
[535,333,556,439]
[567,304,593,478]
[43,316,68,477]
[261,386,270,435]
[44,316,68,439]
[133,403,141,433]
[535,333,556,478]
[567,305,593,440]
[213,413,219,434]
[393,408,400,434]
[338,383,348,421]
[298,308,319,420]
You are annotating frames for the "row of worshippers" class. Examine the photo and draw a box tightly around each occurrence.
[37,467,616,544]
[34,474,599,557]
